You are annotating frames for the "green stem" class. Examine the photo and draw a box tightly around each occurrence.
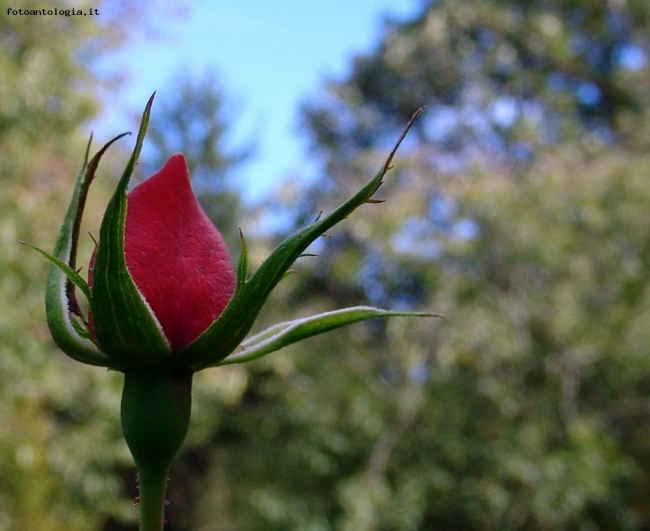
[120,368,193,531]
[137,464,169,531]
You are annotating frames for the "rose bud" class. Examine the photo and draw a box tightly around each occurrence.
[24,94,438,528]
[88,153,236,357]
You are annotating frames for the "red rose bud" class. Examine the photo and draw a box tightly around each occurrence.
[28,95,434,527]
[31,95,432,374]
[97,153,235,352]
[80,95,231,367]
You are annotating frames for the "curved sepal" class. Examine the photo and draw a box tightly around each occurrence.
[215,306,442,367]
[91,94,172,367]
[27,136,125,368]
[178,109,425,372]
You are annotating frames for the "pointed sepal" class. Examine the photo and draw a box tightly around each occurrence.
[236,228,249,288]
[178,109,426,371]
[21,241,92,301]
[90,94,172,367]
[215,306,442,366]
[25,135,127,368]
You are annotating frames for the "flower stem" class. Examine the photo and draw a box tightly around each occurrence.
[120,368,193,531]
[137,464,169,531]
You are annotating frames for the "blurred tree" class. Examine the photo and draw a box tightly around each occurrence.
[416,146,650,529]
[177,0,650,529]
[302,0,650,169]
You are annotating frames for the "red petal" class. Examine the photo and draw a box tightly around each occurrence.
[122,153,235,352]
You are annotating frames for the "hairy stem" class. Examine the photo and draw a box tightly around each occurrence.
[120,368,193,530]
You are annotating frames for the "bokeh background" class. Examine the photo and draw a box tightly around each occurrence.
[3,0,650,529]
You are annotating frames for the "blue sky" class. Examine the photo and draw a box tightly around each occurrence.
[94,0,420,203]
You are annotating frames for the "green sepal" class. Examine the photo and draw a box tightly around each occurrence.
[21,240,92,301]
[91,94,172,368]
[71,314,93,340]
[236,228,248,288]
[216,306,442,367]
[27,135,127,369]
[178,109,425,372]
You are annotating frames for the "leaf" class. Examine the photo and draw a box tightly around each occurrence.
[178,109,426,371]
[215,306,443,366]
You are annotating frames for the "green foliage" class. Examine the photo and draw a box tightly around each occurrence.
[181,0,650,529]
[420,147,650,528]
